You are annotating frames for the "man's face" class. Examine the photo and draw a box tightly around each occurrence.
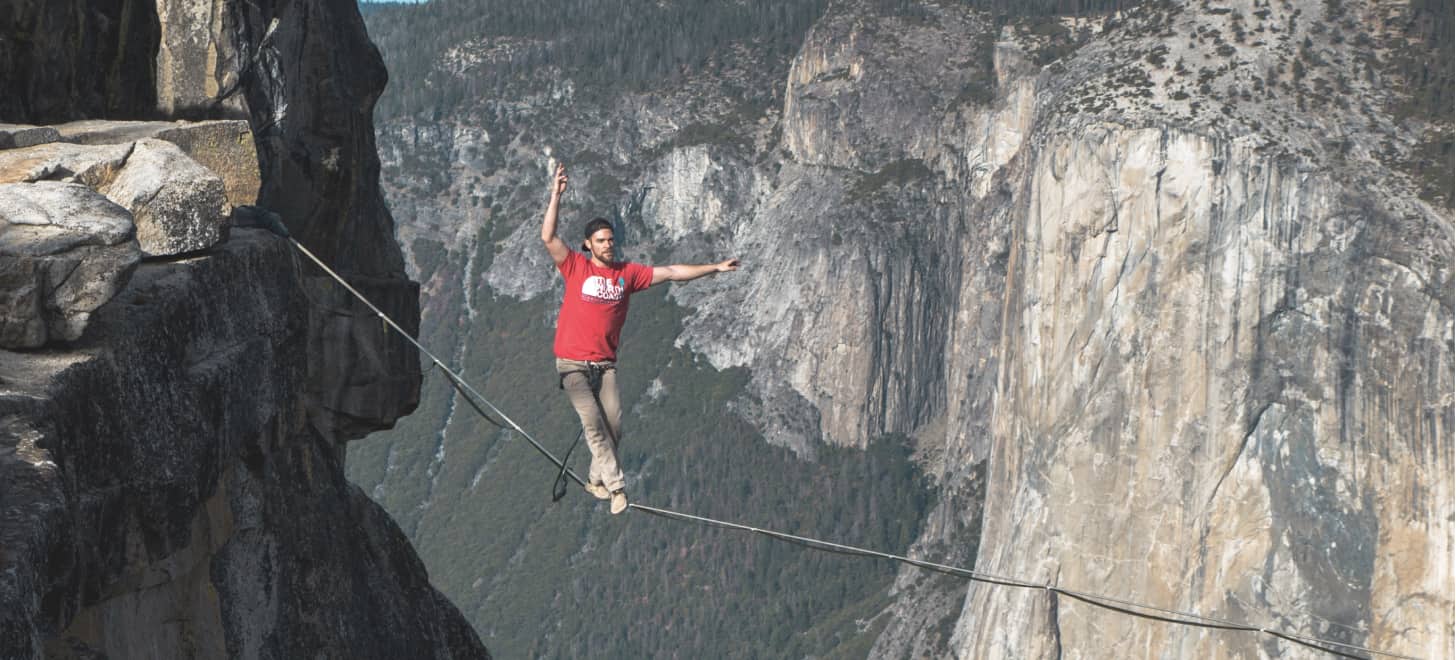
[587,228,615,262]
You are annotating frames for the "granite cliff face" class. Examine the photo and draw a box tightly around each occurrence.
[0,0,485,657]
[361,0,1450,656]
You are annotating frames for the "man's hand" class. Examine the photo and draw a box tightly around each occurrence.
[716,258,741,272]
[541,162,570,265]
[552,163,569,197]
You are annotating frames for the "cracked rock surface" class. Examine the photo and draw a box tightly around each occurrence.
[0,181,140,348]
[0,0,485,657]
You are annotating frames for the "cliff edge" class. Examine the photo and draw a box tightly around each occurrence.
[0,0,487,657]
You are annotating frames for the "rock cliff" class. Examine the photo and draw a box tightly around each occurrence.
[0,0,486,657]
[358,0,1450,656]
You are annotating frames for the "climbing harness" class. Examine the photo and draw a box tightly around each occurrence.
[266,221,1419,660]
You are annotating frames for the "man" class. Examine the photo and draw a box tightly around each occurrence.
[541,162,739,514]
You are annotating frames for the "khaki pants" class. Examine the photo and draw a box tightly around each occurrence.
[556,358,625,492]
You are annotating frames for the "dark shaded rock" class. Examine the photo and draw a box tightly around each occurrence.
[0,257,45,346]
[0,0,160,123]
[223,0,421,442]
[0,0,479,657]
[0,231,487,659]
[0,124,60,149]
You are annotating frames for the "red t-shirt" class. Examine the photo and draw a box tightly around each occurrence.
[554,251,654,361]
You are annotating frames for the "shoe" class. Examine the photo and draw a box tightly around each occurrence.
[610,490,628,515]
[584,482,611,500]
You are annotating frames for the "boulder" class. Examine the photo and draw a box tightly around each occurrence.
[56,120,260,207]
[0,141,134,188]
[0,182,141,348]
[0,181,135,252]
[102,139,230,257]
[0,124,60,150]
[151,121,259,207]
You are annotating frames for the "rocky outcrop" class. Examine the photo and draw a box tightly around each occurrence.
[0,141,135,187]
[0,121,259,218]
[102,138,229,257]
[0,0,483,657]
[807,3,1452,658]
[0,137,230,326]
[0,231,484,659]
[226,0,421,441]
[57,120,260,208]
[0,182,140,348]
[782,3,999,173]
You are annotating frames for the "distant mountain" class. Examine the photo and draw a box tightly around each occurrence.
[354,0,1453,657]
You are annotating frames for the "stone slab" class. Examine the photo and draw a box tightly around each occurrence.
[55,120,260,207]
[0,124,61,150]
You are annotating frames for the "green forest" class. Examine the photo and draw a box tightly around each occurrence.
[360,0,1192,120]
[362,0,1449,144]
[360,0,831,117]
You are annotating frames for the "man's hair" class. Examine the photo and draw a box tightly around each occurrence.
[581,217,613,252]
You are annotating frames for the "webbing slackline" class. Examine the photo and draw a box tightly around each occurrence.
[261,218,1419,660]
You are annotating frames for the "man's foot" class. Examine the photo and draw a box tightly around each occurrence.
[610,490,628,515]
[584,482,611,500]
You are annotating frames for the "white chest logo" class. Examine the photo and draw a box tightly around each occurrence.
[581,275,625,304]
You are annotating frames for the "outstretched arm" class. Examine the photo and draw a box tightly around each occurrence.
[651,259,740,286]
[540,163,571,266]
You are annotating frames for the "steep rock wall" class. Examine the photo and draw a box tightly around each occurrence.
[0,0,484,656]
[0,234,483,658]
[223,0,421,441]
[0,0,161,123]
[956,125,1451,659]
[853,1,1451,656]
[765,1,1452,656]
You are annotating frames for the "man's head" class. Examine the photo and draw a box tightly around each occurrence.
[582,217,615,263]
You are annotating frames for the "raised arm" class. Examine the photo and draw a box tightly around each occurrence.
[650,259,740,287]
[540,163,571,266]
